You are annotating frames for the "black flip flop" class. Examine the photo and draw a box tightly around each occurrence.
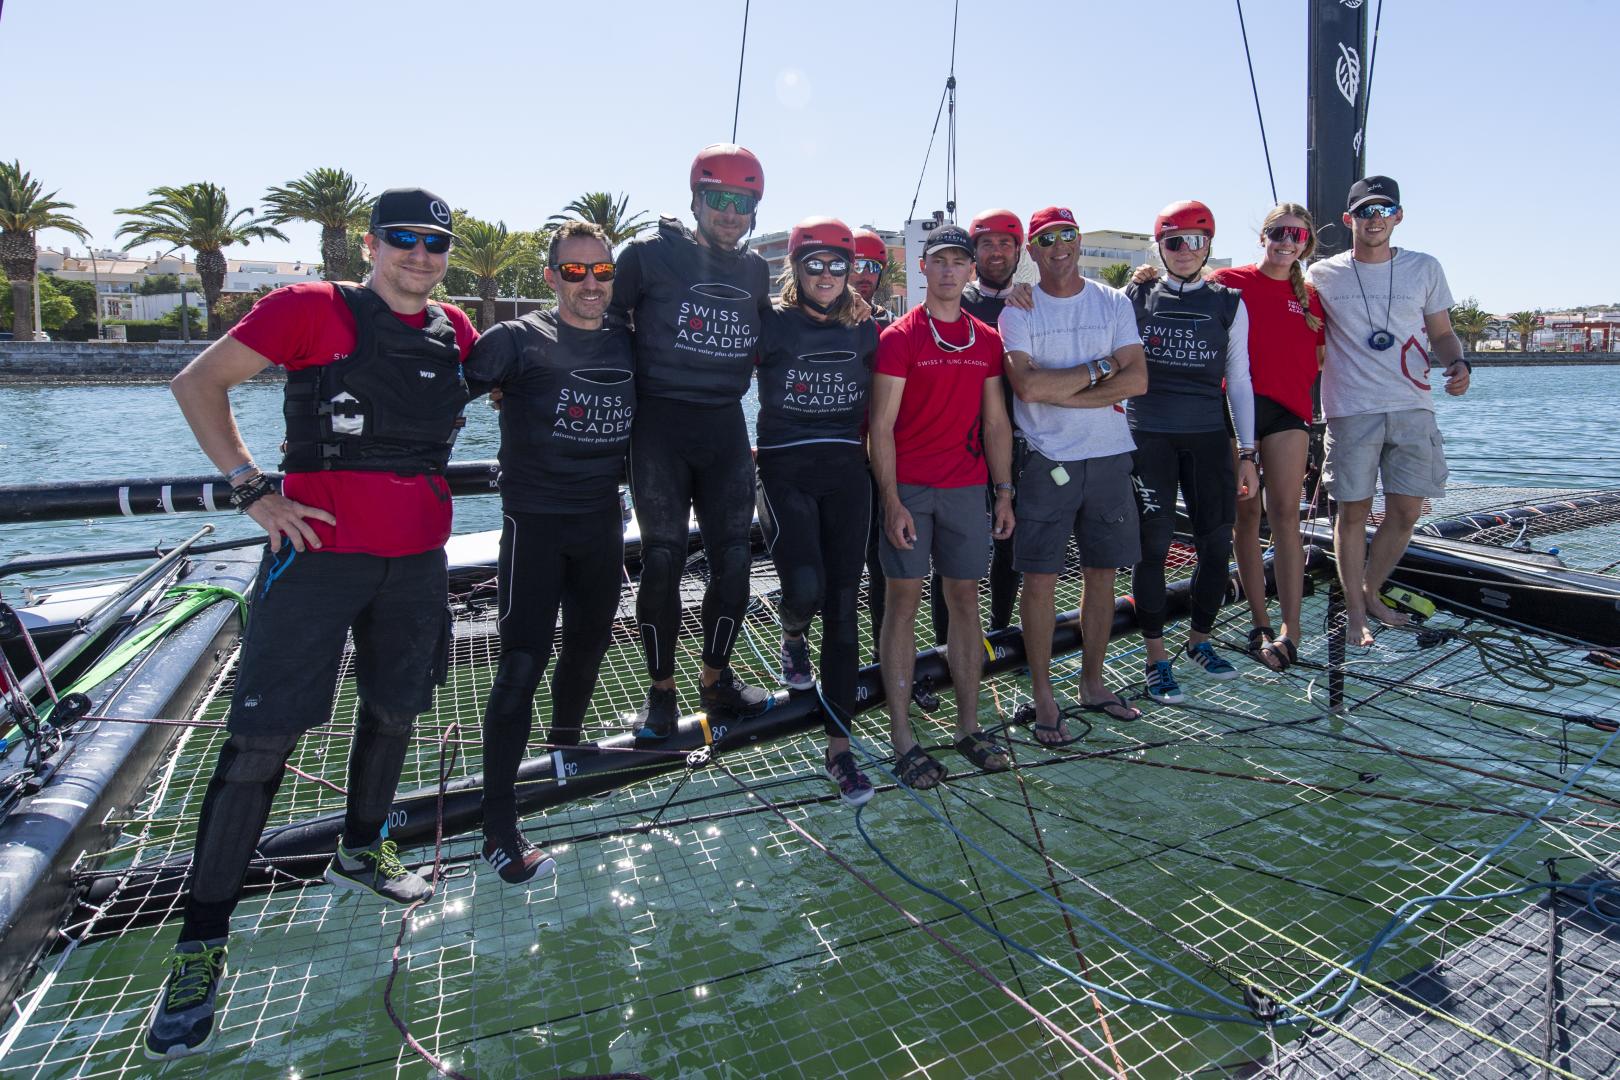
[1079,693,1141,722]
[1013,703,1087,747]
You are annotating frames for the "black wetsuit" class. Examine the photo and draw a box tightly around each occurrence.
[613,216,771,680]
[181,289,466,944]
[755,307,877,732]
[464,309,633,833]
[1125,279,1242,639]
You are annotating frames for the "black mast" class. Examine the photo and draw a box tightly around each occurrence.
[1306,0,1369,258]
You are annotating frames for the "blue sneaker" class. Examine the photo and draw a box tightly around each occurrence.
[1185,641,1238,681]
[1144,660,1185,705]
[144,938,228,1059]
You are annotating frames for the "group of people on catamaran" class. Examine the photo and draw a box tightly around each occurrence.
[144,144,1470,1057]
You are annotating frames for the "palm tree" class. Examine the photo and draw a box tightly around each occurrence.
[877,259,906,307]
[1449,297,1491,352]
[262,167,372,281]
[1100,262,1133,289]
[0,161,89,340]
[116,183,287,338]
[1508,311,1539,352]
[548,192,651,247]
[449,217,527,330]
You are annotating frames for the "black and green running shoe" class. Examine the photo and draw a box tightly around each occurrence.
[324,836,433,905]
[143,937,228,1059]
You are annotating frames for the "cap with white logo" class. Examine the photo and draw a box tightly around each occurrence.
[370,187,457,237]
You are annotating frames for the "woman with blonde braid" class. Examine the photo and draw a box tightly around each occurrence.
[1209,204,1326,670]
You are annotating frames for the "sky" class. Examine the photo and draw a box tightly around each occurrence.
[5,0,1614,314]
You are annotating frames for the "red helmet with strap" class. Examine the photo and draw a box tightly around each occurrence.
[689,143,765,198]
[852,228,888,265]
[1154,200,1215,240]
[789,217,855,262]
[969,208,1025,247]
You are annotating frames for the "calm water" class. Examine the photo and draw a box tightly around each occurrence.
[0,366,1615,575]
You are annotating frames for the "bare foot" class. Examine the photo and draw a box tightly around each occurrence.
[1364,589,1411,627]
[1345,616,1376,648]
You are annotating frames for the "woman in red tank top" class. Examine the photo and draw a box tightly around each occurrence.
[1208,203,1327,670]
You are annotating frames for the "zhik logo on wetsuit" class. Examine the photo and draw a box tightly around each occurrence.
[554,368,633,442]
[782,350,863,413]
[676,283,757,358]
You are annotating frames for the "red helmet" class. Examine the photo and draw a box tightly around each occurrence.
[789,217,855,262]
[969,208,1025,248]
[1154,200,1215,240]
[852,228,888,266]
[690,143,765,199]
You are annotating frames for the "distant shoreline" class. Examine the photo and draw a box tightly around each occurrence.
[0,351,1612,387]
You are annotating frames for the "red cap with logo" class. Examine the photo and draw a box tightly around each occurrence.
[1027,206,1079,240]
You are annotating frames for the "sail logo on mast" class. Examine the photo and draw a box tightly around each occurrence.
[1338,0,1364,9]
[1336,43,1362,106]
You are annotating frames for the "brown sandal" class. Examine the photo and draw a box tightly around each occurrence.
[952,731,1010,772]
[893,744,947,789]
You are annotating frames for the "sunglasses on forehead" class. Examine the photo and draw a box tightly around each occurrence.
[1032,227,1078,247]
[1351,202,1401,219]
[378,228,452,254]
[701,189,759,215]
[1265,225,1310,245]
[554,261,616,283]
[1161,234,1210,253]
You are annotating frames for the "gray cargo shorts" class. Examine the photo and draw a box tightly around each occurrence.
[1013,450,1140,573]
[1323,408,1448,502]
[878,482,992,581]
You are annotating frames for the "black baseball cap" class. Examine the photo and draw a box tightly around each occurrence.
[922,224,975,259]
[1346,175,1400,213]
[370,187,456,236]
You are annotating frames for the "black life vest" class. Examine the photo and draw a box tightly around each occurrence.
[1126,279,1241,434]
[280,285,470,475]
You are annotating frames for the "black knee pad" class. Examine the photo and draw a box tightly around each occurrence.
[710,541,753,586]
[357,700,416,740]
[220,732,298,785]
[638,540,683,581]
[1138,513,1176,561]
[1195,524,1235,563]
[779,566,824,632]
[489,649,546,708]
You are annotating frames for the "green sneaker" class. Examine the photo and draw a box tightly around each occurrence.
[143,937,228,1059]
[324,836,433,905]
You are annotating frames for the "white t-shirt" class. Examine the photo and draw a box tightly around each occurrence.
[1308,248,1454,418]
[997,281,1140,463]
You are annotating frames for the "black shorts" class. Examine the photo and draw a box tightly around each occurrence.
[1254,394,1310,440]
[227,546,450,736]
